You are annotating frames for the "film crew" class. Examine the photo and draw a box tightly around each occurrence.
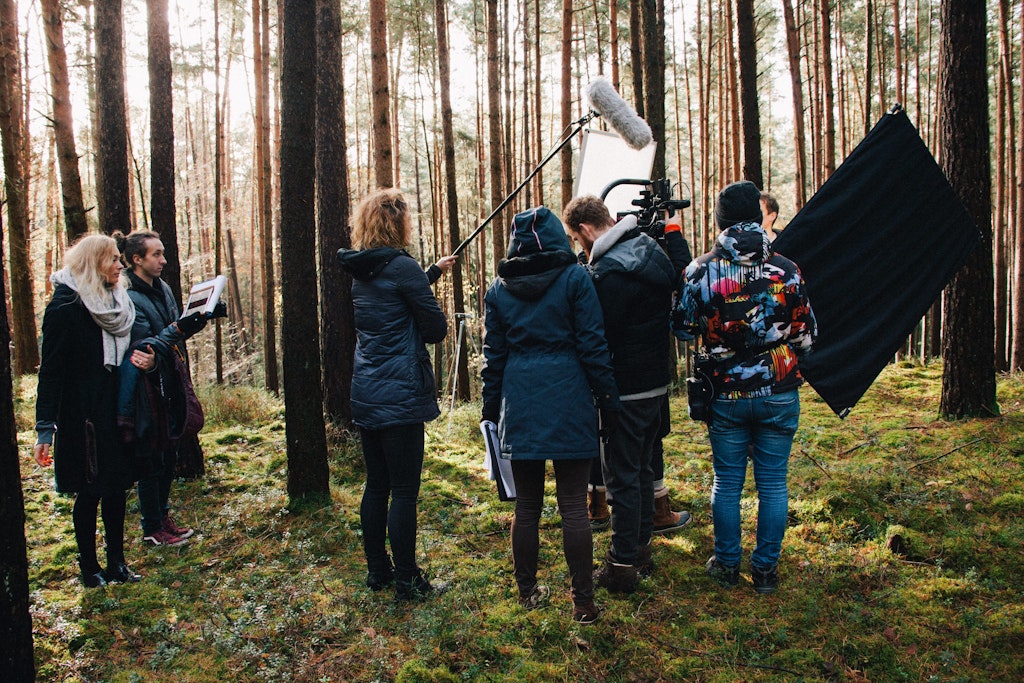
[564,195,678,594]
[481,206,619,624]
[337,188,457,602]
[34,234,144,587]
[119,231,222,548]
[674,180,816,594]
[587,210,693,536]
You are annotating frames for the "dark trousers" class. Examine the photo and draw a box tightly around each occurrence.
[73,490,127,571]
[359,423,425,580]
[137,446,179,534]
[590,397,669,487]
[602,394,666,565]
[511,458,593,606]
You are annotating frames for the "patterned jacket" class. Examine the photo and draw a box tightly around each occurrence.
[674,222,817,398]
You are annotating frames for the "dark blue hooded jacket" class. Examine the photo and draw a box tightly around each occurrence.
[481,206,620,461]
[337,247,447,429]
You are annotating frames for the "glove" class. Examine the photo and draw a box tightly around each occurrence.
[599,409,621,443]
[481,402,499,425]
[176,311,208,337]
[209,301,229,319]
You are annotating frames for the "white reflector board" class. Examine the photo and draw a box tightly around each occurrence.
[573,128,657,217]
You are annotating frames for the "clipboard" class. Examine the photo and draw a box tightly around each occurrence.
[181,275,227,318]
[480,420,516,501]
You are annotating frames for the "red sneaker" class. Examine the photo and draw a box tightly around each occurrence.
[143,529,188,547]
[162,514,194,540]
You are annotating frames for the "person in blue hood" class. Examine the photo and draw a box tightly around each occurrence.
[674,180,816,595]
[337,188,457,602]
[481,206,620,625]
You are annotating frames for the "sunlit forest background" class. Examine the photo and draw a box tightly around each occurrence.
[2,0,1019,396]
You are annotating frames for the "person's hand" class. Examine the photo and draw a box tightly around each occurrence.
[209,301,228,319]
[663,212,683,234]
[176,311,208,337]
[130,345,156,372]
[599,409,620,443]
[33,443,52,467]
[434,255,459,273]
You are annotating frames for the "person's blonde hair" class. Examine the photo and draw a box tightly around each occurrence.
[63,234,125,299]
[352,188,410,249]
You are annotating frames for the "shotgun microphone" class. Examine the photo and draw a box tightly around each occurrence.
[586,77,654,150]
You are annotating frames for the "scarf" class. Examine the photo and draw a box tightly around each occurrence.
[51,268,135,369]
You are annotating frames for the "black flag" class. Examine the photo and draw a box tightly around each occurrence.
[773,107,979,418]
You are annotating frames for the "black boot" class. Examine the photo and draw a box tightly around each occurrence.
[104,559,142,584]
[637,541,654,578]
[78,555,106,588]
[593,552,638,594]
[394,568,447,601]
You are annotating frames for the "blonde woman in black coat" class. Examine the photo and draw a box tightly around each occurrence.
[34,234,154,587]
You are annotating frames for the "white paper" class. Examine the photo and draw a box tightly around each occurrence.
[181,275,227,318]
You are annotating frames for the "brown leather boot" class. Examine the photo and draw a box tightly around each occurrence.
[652,489,692,535]
[637,541,654,578]
[588,486,610,531]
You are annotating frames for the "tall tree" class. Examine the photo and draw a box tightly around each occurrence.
[435,0,469,400]
[95,0,130,234]
[938,0,997,418]
[486,0,505,273]
[640,0,665,179]
[281,0,329,497]
[0,0,37,375]
[781,0,807,208]
[0,217,33,682]
[370,0,393,187]
[147,0,182,303]
[736,0,762,187]
[819,0,836,178]
[41,0,88,242]
[316,0,354,426]
[560,0,572,207]
[257,0,279,394]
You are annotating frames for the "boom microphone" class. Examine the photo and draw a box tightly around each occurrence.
[586,77,653,150]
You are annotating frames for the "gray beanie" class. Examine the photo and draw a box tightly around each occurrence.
[714,180,763,229]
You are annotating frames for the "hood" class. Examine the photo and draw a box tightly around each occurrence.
[589,214,638,264]
[714,222,772,266]
[589,215,675,289]
[337,247,405,281]
[506,206,573,258]
[497,250,577,301]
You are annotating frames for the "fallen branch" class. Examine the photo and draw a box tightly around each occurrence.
[800,448,833,480]
[907,438,984,470]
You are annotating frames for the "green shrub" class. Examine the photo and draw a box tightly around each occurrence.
[195,383,282,426]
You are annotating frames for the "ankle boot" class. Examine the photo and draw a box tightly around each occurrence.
[395,568,448,601]
[593,552,638,594]
[365,555,395,591]
[78,555,106,588]
[588,487,610,531]
[637,541,654,578]
[652,490,692,535]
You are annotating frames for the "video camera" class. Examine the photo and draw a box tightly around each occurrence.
[600,178,691,239]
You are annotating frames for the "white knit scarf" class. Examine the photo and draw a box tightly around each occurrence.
[51,268,135,369]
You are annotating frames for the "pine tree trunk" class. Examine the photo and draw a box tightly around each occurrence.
[260,0,279,393]
[629,0,644,118]
[486,0,505,273]
[40,0,88,242]
[938,0,997,419]
[370,0,393,188]
[0,208,33,676]
[820,0,836,177]
[781,0,807,209]
[435,0,470,401]
[95,0,130,235]
[736,0,761,187]
[641,0,665,180]
[316,0,354,427]
[560,0,573,207]
[0,0,38,375]
[281,0,330,498]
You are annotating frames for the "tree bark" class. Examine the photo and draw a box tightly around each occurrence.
[0,0,38,375]
[281,0,330,498]
[147,0,182,303]
[938,0,996,419]
[0,209,33,678]
[486,0,505,273]
[629,0,644,119]
[560,0,573,207]
[316,0,354,427]
[819,0,835,178]
[259,0,279,394]
[95,0,130,234]
[736,0,762,187]
[370,0,393,187]
[640,0,665,180]
[781,0,807,208]
[435,0,469,401]
[41,0,88,242]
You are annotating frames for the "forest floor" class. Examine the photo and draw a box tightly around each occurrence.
[16,362,1024,682]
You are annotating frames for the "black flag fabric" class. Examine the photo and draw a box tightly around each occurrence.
[772,107,979,418]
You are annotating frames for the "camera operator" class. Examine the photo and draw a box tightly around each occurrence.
[674,181,816,594]
[564,195,677,594]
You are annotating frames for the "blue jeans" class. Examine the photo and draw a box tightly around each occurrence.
[359,424,425,580]
[708,390,800,569]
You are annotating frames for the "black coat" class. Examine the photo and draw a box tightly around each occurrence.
[36,284,134,495]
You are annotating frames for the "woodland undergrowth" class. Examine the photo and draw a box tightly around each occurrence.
[16,362,1024,682]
